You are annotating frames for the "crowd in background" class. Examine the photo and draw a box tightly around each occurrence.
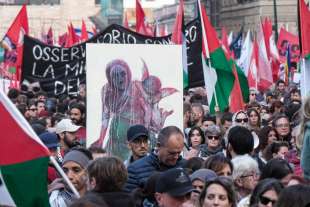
[4,78,310,207]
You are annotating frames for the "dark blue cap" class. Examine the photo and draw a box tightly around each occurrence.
[156,168,194,197]
[39,132,59,149]
[127,124,149,142]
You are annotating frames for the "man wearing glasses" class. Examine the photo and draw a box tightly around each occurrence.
[124,124,149,167]
[232,155,260,205]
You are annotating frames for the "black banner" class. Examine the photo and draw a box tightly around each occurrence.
[22,20,203,96]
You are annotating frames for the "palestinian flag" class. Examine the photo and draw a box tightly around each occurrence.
[198,0,235,113]
[0,90,50,206]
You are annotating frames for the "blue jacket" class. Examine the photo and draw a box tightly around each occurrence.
[124,152,186,192]
[301,121,310,180]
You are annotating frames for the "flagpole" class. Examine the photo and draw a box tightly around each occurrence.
[197,0,219,107]
[49,156,80,198]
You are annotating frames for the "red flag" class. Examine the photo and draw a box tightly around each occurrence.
[277,27,300,63]
[257,21,273,91]
[262,18,272,59]
[262,17,280,82]
[299,0,310,58]
[171,0,184,44]
[124,12,129,29]
[136,0,148,35]
[81,19,88,41]
[221,27,244,111]
[230,63,245,112]
[4,4,28,45]
[221,27,231,59]
[248,39,259,89]
[70,23,79,44]
[42,27,53,45]
[2,4,28,88]
[58,33,67,47]
[46,27,54,45]
[65,26,73,47]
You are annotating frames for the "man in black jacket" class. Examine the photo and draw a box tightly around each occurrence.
[124,126,186,192]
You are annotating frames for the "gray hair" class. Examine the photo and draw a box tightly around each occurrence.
[231,155,259,180]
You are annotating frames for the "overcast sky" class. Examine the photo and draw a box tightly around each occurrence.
[123,0,177,8]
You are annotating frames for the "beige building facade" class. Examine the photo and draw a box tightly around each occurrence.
[0,0,306,40]
[220,0,298,35]
[0,0,100,40]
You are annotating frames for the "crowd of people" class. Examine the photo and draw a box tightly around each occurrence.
[5,78,310,207]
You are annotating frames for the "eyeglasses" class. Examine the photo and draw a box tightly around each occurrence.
[29,108,37,111]
[240,172,259,179]
[259,195,277,205]
[131,138,148,145]
[207,136,220,140]
[235,118,248,123]
[276,123,289,128]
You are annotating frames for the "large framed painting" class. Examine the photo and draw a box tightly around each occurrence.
[86,44,183,160]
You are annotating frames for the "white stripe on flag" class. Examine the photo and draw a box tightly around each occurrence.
[0,170,16,206]
[202,54,217,106]
[301,58,310,97]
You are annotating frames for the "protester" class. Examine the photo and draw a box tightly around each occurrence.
[274,80,286,100]
[220,112,233,134]
[199,176,237,207]
[124,124,149,167]
[247,108,261,133]
[187,126,205,149]
[272,114,291,144]
[125,126,186,192]
[232,111,249,128]
[84,156,135,207]
[191,103,205,127]
[231,155,259,204]
[49,147,92,207]
[69,102,86,127]
[36,99,46,114]
[55,119,82,152]
[257,126,279,162]
[227,126,254,159]
[69,102,86,144]
[249,178,283,207]
[275,184,310,207]
[200,125,224,157]
[263,141,289,161]
[88,146,107,159]
[185,126,205,159]
[201,114,216,131]
[203,154,233,177]
[189,169,217,206]
[183,157,204,174]
[155,168,194,207]
[70,193,108,207]
[260,158,293,186]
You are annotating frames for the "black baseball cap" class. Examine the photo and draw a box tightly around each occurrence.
[127,124,149,142]
[156,168,194,197]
